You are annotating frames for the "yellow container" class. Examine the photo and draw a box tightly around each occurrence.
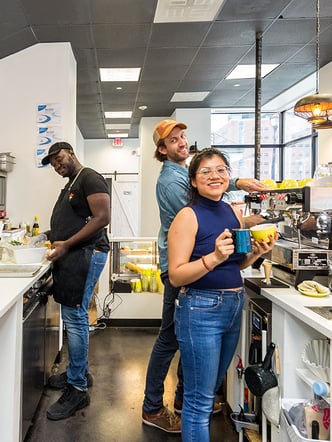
[250,223,277,244]
[279,179,298,189]
[130,278,142,293]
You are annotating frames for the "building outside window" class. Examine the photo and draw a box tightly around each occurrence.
[211,108,315,182]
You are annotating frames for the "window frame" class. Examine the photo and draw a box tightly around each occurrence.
[211,109,317,181]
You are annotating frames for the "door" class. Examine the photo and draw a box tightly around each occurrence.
[106,175,139,236]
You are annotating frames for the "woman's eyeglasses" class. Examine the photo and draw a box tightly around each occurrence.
[197,166,231,178]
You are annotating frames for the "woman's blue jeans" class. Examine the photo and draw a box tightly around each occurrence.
[61,250,108,390]
[175,287,245,442]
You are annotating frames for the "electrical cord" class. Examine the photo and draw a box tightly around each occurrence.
[101,290,123,318]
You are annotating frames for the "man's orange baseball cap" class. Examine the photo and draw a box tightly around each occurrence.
[153,119,187,146]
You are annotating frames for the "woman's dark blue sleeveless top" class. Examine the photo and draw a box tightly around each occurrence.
[187,195,244,290]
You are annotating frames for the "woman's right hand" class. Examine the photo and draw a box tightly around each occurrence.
[214,228,234,263]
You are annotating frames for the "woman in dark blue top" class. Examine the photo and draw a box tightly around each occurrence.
[168,148,276,442]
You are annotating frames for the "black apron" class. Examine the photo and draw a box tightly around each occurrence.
[50,176,94,307]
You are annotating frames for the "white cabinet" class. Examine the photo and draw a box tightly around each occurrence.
[261,288,332,442]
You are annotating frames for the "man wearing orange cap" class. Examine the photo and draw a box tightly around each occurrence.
[142,119,266,433]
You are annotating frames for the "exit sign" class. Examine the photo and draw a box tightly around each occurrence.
[112,137,123,147]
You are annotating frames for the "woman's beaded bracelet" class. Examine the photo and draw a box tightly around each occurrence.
[201,255,213,272]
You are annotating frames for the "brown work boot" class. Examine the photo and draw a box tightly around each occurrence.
[174,399,223,415]
[142,406,181,433]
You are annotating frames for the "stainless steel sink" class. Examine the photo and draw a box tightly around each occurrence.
[305,306,332,320]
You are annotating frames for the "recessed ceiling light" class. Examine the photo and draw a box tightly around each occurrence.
[100,68,141,82]
[234,83,240,87]
[138,105,148,110]
[154,0,225,23]
[105,124,131,129]
[116,86,123,90]
[226,64,279,80]
[105,111,132,119]
[108,133,129,138]
[171,91,210,102]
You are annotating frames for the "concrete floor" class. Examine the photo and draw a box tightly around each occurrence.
[24,326,240,442]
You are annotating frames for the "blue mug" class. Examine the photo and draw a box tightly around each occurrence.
[232,229,252,254]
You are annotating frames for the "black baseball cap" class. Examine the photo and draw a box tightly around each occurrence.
[41,142,73,165]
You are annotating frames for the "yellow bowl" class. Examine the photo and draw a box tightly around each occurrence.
[279,179,298,189]
[250,223,277,243]
[261,179,277,189]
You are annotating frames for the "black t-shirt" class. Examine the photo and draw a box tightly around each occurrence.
[50,167,110,252]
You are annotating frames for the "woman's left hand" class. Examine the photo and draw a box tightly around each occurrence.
[252,231,278,256]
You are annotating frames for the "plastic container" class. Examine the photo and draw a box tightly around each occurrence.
[5,245,47,264]
[230,412,259,432]
[282,398,328,442]
[1,227,26,243]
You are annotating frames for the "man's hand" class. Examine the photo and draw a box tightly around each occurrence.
[235,178,268,193]
[46,240,70,262]
[243,214,266,228]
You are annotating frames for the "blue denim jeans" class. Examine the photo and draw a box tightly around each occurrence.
[61,250,108,390]
[142,275,183,414]
[175,287,245,442]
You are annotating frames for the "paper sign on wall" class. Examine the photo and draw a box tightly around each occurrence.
[36,103,62,168]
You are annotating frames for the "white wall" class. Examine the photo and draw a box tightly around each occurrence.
[173,108,211,150]
[0,42,77,231]
[84,138,140,174]
[76,126,85,162]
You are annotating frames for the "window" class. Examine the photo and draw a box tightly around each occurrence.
[283,109,315,180]
[211,109,315,182]
[284,108,311,143]
[211,112,281,180]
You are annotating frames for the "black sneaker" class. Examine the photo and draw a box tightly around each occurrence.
[48,371,93,389]
[47,384,90,420]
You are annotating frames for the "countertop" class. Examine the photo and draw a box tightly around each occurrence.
[0,262,52,319]
[242,267,332,339]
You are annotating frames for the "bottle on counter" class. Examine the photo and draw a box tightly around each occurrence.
[3,216,11,231]
[31,215,40,237]
[25,222,31,236]
[149,269,158,293]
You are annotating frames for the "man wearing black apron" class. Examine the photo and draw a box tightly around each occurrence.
[41,142,110,420]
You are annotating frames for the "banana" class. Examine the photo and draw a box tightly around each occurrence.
[298,280,330,296]
[314,282,330,294]
[299,281,316,291]
[125,262,142,273]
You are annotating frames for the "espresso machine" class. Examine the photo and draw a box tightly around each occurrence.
[245,176,332,288]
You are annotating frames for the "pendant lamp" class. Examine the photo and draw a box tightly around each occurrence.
[294,0,332,128]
